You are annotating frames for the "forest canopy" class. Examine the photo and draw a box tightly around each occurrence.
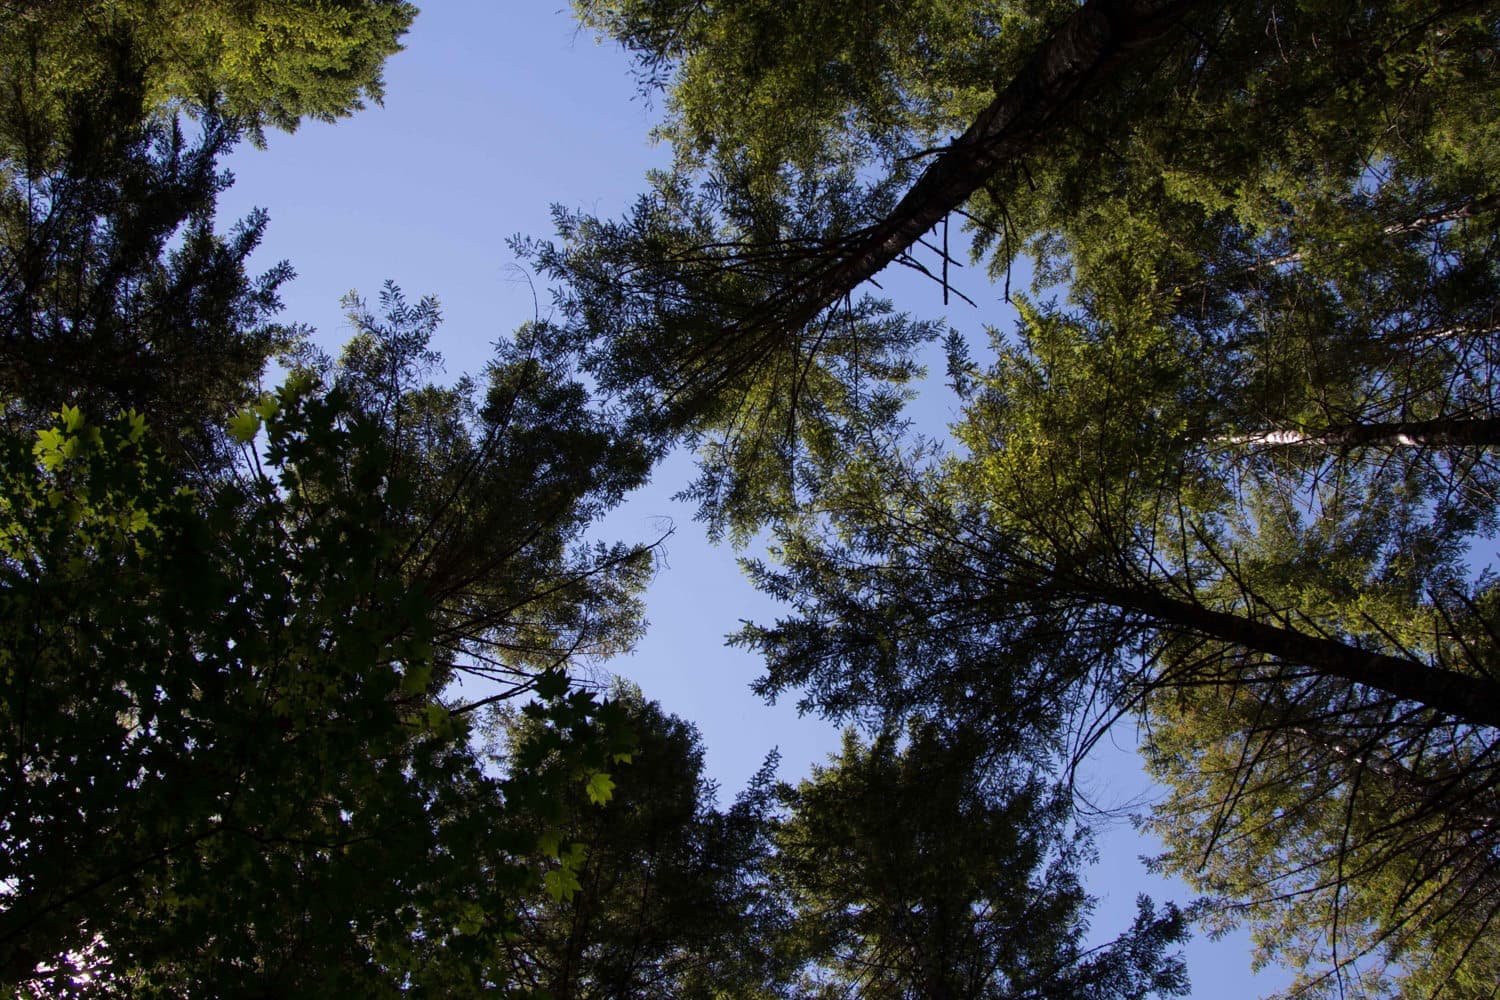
[2,1,1498,997]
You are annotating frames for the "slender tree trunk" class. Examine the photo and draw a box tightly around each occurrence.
[1222,416,1500,450]
[1220,193,1500,277]
[1098,586,1500,730]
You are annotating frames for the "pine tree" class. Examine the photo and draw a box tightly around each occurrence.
[770,723,1189,1000]
[555,0,1500,992]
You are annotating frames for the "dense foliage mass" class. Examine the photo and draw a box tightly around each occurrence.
[542,0,1500,995]
[0,10,655,994]
[1,0,415,159]
[4,0,1497,996]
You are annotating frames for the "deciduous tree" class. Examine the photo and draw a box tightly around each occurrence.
[0,291,655,994]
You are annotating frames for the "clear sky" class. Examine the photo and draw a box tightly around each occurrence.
[216,5,1292,995]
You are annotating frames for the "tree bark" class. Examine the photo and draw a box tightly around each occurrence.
[1101,586,1500,730]
[691,0,1217,406]
[1222,416,1500,450]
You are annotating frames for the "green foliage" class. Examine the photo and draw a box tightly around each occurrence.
[7,0,1499,993]
[0,291,657,993]
[0,50,293,472]
[1,0,415,159]
[737,281,1500,993]
[770,723,1189,999]
[0,6,690,994]
[575,0,1066,193]
[3,391,443,991]
[309,284,655,673]
[555,0,1500,529]
[519,169,936,543]
[484,682,790,997]
[1141,683,1500,999]
[558,0,1500,994]
[0,0,412,464]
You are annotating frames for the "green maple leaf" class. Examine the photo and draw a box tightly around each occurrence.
[585,770,615,806]
[227,409,261,444]
[543,866,582,903]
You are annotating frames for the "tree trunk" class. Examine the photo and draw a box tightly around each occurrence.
[1222,416,1500,450]
[697,0,1215,407]
[1100,586,1500,730]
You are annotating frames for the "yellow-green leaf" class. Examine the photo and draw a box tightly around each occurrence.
[585,770,615,806]
[227,409,261,444]
[542,866,582,903]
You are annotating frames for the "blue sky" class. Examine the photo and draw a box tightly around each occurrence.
[216,5,1292,995]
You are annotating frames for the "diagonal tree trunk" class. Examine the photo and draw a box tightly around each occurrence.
[772,0,1212,327]
[675,0,1219,410]
[1098,584,1500,730]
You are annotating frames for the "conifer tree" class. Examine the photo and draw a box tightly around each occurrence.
[2,0,415,161]
[556,0,1500,992]
[770,723,1189,1000]
[485,683,791,997]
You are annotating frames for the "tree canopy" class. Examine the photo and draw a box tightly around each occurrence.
[6,0,1500,995]
[769,722,1188,1000]
[1,0,415,159]
[482,682,789,996]
[550,0,1500,993]
[0,288,653,993]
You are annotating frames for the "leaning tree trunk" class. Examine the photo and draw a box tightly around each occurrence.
[673,0,1220,417]
[1098,585,1500,730]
